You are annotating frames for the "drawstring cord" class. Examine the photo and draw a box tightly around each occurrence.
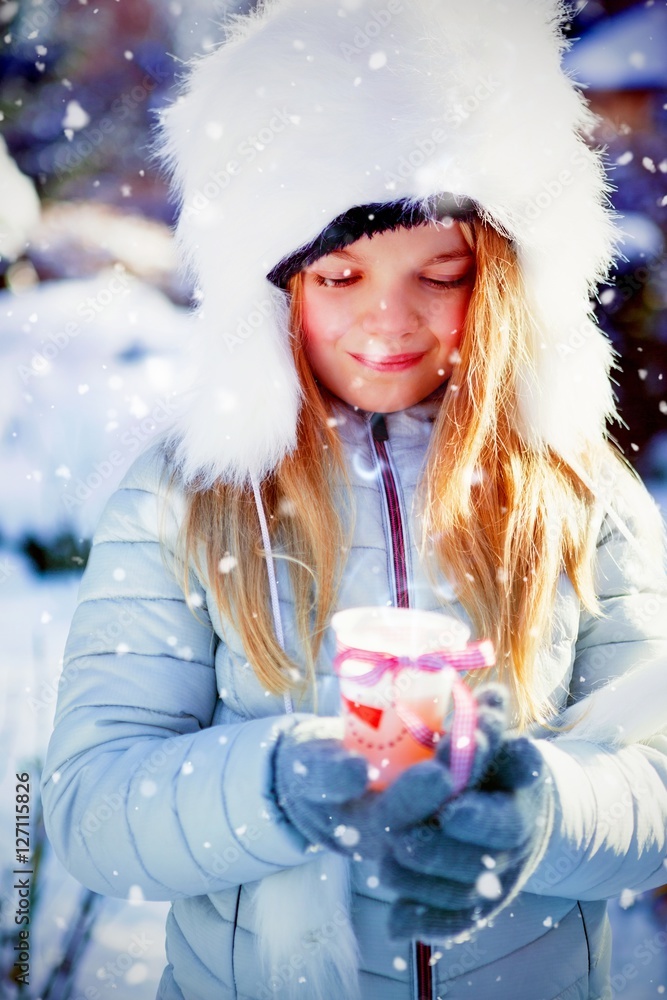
[249,472,294,715]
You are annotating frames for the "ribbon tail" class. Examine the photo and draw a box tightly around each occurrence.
[449,678,479,794]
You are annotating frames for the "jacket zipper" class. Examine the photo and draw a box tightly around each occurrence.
[368,412,434,1000]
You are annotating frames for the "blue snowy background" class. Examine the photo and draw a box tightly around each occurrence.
[0,1,666,997]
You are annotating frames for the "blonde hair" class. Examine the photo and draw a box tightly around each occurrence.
[418,218,604,728]
[162,320,354,714]
[161,217,648,729]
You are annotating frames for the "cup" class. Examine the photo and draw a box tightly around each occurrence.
[331,606,482,790]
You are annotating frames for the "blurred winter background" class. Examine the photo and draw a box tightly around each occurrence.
[0,0,665,997]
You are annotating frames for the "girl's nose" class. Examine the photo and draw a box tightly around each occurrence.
[360,286,420,338]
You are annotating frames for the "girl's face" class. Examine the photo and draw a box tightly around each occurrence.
[300,221,474,413]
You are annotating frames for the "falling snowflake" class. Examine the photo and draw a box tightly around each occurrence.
[369,51,387,70]
[278,497,297,517]
[125,963,148,985]
[127,884,144,905]
[476,872,502,900]
[219,554,238,574]
[334,825,360,847]
[393,957,407,971]
[619,888,637,909]
[63,100,90,135]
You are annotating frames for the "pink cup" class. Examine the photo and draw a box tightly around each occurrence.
[331,606,495,791]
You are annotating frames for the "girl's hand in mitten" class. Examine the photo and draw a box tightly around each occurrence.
[271,717,378,854]
[372,685,555,940]
[271,717,456,857]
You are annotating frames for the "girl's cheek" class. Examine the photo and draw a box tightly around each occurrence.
[314,312,352,346]
[303,298,344,345]
[425,291,468,324]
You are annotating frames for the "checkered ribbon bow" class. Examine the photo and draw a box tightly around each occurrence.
[333,640,495,793]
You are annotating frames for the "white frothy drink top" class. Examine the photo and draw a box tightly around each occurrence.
[330,606,470,659]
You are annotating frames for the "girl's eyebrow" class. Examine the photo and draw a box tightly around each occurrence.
[424,250,473,264]
[318,247,473,265]
[315,247,363,263]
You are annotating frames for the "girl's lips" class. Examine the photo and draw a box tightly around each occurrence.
[350,352,426,372]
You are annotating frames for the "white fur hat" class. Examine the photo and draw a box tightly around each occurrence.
[153,0,619,490]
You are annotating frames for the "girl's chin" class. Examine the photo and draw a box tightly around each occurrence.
[341,381,441,413]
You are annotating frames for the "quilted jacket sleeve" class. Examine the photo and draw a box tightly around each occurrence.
[40,440,312,902]
[524,477,667,900]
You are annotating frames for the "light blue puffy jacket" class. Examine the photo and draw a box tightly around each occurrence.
[41,391,667,1000]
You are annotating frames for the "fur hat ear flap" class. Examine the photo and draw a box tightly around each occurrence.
[162,280,301,491]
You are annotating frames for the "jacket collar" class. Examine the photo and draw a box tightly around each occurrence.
[329,380,447,442]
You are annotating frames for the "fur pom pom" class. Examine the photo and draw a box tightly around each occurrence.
[250,853,361,1000]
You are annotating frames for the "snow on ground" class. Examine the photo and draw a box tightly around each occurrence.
[1,271,194,544]
[1,271,193,997]
[0,552,170,1000]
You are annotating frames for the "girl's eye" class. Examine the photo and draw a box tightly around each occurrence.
[421,273,473,290]
[312,274,357,288]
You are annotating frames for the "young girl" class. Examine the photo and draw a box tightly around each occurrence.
[41,2,667,999]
